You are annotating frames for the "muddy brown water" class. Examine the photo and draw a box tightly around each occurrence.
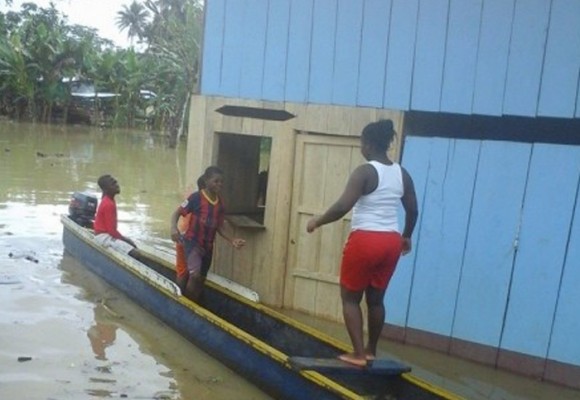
[1,121,579,400]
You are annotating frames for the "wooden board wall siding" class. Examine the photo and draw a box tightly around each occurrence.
[502,0,551,117]
[471,0,514,116]
[382,0,419,111]
[405,138,479,340]
[410,0,448,113]
[395,136,580,376]
[385,137,433,329]
[538,0,580,118]
[452,141,531,349]
[548,178,580,367]
[357,0,391,108]
[186,95,403,309]
[499,145,580,359]
[439,0,482,114]
[332,0,364,106]
[199,0,225,96]
[201,0,580,119]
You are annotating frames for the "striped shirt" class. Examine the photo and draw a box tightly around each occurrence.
[179,190,225,251]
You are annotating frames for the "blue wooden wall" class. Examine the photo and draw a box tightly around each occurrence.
[388,136,580,367]
[201,0,580,119]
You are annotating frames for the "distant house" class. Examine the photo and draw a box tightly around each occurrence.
[59,78,156,125]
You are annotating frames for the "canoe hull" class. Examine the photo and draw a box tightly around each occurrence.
[62,215,459,400]
[62,221,341,400]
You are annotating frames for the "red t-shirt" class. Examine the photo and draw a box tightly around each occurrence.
[94,195,122,239]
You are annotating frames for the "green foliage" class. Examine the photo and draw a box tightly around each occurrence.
[0,0,203,140]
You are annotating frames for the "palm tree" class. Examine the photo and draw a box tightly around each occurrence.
[140,0,203,146]
[0,34,39,120]
[116,1,150,45]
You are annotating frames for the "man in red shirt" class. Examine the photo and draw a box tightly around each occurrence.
[93,174,136,254]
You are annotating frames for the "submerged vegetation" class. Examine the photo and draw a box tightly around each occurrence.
[0,0,203,147]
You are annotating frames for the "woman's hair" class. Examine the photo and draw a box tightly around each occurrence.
[361,119,396,152]
[197,166,224,190]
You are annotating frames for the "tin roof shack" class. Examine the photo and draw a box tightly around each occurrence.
[186,95,403,319]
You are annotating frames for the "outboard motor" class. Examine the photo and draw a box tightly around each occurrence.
[68,192,98,228]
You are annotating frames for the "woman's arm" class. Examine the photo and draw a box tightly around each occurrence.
[306,164,370,232]
[400,167,418,255]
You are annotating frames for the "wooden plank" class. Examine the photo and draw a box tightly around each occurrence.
[200,0,226,94]
[410,0,449,112]
[332,0,364,106]
[537,0,580,118]
[440,0,482,114]
[407,138,479,337]
[262,0,291,101]
[288,356,411,375]
[452,141,531,348]
[301,141,328,209]
[548,174,580,365]
[225,215,265,229]
[500,144,580,357]
[385,136,432,328]
[239,0,268,100]
[308,0,338,104]
[383,0,419,110]
[503,0,551,116]
[284,0,314,102]
[220,0,245,96]
[293,276,318,312]
[357,0,391,108]
[314,281,340,320]
[267,125,296,306]
[472,0,514,116]
[577,72,580,118]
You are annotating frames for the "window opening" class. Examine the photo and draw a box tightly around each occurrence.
[217,132,272,227]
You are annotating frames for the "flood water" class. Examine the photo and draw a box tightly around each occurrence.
[0,121,269,400]
[1,121,579,400]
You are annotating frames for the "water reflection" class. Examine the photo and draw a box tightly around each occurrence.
[87,306,118,361]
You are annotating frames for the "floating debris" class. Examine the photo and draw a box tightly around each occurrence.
[8,251,39,263]
[101,299,123,319]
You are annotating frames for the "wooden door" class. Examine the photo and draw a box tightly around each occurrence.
[284,133,364,320]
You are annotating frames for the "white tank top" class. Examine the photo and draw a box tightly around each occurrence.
[351,161,403,232]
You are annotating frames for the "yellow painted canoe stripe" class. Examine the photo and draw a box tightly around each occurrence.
[402,373,466,400]
[64,218,462,400]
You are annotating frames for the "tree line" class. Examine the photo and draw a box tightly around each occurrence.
[0,0,202,147]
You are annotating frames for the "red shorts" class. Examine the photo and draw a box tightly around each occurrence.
[176,241,213,279]
[176,242,187,278]
[340,230,403,291]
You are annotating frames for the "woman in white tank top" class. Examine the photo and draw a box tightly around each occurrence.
[306,120,418,367]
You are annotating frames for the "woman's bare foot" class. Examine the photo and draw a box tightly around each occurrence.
[364,347,376,360]
[338,353,367,367]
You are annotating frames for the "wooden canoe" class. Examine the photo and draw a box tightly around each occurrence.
[61,215,463,400]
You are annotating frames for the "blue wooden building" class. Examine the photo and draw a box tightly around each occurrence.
[185,0,580,389]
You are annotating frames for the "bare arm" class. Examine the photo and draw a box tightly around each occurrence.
[170,208,181,242]
[400,167,418,255]
[217,223,245,249]
[306,165,370,232]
